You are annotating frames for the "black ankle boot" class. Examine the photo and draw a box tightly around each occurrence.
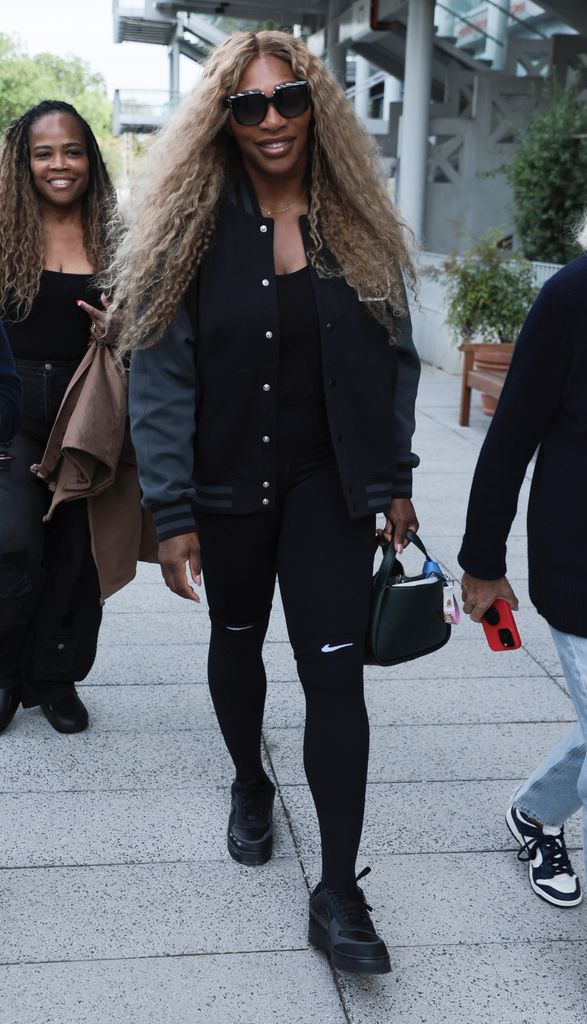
[0,686,21,734]
[227,776,275,866]
[309,867,391,975]
[40,689,88,733]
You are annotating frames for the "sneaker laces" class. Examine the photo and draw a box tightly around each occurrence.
[237,781,272,822]
[328,866,374,929]
[517,827,574,876]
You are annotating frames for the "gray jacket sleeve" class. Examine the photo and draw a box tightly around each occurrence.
[392,306,421,498]
[128,300,198,541]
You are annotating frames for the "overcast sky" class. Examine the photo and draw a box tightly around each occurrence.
[1,0,201,99]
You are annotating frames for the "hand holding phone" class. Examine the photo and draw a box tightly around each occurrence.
[482,599,521,651]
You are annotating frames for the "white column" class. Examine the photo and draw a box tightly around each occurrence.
[354,55,370,122]
[326,0,346,83]
[168,36,180,97]
[483,1,509,70]
[397,0,435,242]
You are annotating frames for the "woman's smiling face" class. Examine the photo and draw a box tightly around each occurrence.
[228,54,312,181]
[28,112,90,210]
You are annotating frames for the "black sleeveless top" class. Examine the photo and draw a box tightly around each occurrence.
[5,270,101,363]
[275,266,332,456]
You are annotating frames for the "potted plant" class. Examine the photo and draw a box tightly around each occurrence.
[432,230,538,414]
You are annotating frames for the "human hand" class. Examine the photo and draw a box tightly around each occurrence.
[158,532,202,602]
[460,572,519,623]
[77,293,122,344]
[380,498,419,552]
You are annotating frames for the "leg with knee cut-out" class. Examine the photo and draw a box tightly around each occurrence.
[208,613,271,782]
[0,434,49,689]
[197,508,280,781]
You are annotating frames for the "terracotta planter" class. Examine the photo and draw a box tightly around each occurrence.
[473,345,513,417]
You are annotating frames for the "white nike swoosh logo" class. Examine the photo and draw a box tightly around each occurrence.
[321,643,354,653]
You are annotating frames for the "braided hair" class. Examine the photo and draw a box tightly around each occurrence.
[0,99,117,321]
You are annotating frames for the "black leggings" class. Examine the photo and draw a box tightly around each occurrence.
[198,445,376,890]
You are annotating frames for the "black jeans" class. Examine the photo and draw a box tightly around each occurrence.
[198,443,376,890]
[0,360,102,707]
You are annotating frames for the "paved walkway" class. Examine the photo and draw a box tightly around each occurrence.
[2,366,586,1023]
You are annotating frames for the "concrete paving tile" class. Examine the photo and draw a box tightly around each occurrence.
[88,642,209,686]
[0,858,308,964]
[0,786,293,867]
[0,730,240,792]
[0,951,343,1024]
[299,852,587,947]
[518,629,567,678]
[337,942,587,1024]
[281,780,583,857]
[99,608,290,646]
[13,685,218,735]
[364,640,543,679]
[106,583,204,614]
[265,721,573,784]
[100,611,210,647]
[263,675,574,728]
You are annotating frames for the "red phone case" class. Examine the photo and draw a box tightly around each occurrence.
[482,599,522,651]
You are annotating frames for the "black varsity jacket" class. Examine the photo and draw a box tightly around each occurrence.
[129,176,421,542]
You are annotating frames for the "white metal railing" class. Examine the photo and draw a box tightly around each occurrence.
[113,89,181,135]
[420,251,562,287]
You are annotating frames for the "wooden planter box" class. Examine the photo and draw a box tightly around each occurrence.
[458,342,514,426]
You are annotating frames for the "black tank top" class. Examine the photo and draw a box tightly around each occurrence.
[275,266,332,456]
[5,270,101,362]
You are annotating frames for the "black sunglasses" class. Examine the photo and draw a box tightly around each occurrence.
[224,81,311,126]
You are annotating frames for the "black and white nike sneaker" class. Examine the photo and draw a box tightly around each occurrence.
[506,804,582,907]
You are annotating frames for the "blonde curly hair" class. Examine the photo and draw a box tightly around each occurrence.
[110,30,416,354]
[0,100,117,321]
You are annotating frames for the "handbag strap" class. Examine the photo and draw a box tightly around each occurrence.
[374,529,434,592]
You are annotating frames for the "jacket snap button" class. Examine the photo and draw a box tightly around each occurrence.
[262,498,269,505]
[326,322,334,331]
[262,435,270,443]
[262,279,269,287]
[260,225,268,233]
[329,378,336,387]
[57,642,65,650]
[45,362,53,371]
[262,384,271,391]
[265,331,273,339]
[262,481,270,488]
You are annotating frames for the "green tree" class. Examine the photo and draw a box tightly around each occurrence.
[507,84,587,264]
[0,33,119,178]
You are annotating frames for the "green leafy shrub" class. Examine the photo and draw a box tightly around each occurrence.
[431,230,538,344]
[507,84,587,264]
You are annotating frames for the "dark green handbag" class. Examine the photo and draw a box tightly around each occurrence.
[365,530,452,666]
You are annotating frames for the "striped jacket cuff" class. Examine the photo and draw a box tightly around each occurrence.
[151,503,199,542]
[392,467,413,499]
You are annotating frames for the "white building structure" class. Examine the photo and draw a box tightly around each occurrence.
[113,1,587,253]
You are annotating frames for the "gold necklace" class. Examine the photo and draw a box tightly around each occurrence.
[260,193,305,216]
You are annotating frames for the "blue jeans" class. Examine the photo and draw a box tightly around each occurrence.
[514,627,587,874]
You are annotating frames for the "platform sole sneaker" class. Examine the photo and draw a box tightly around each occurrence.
[308,914,391,975]
[506,803,582,908]
[308,867,391,975]
[227,777,275,866]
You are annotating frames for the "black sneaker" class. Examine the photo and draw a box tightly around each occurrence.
[308,866,391,975]
[227,777,275,866]
[506,804,582,907]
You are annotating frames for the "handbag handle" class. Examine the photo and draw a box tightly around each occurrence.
[374,529,433,593]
